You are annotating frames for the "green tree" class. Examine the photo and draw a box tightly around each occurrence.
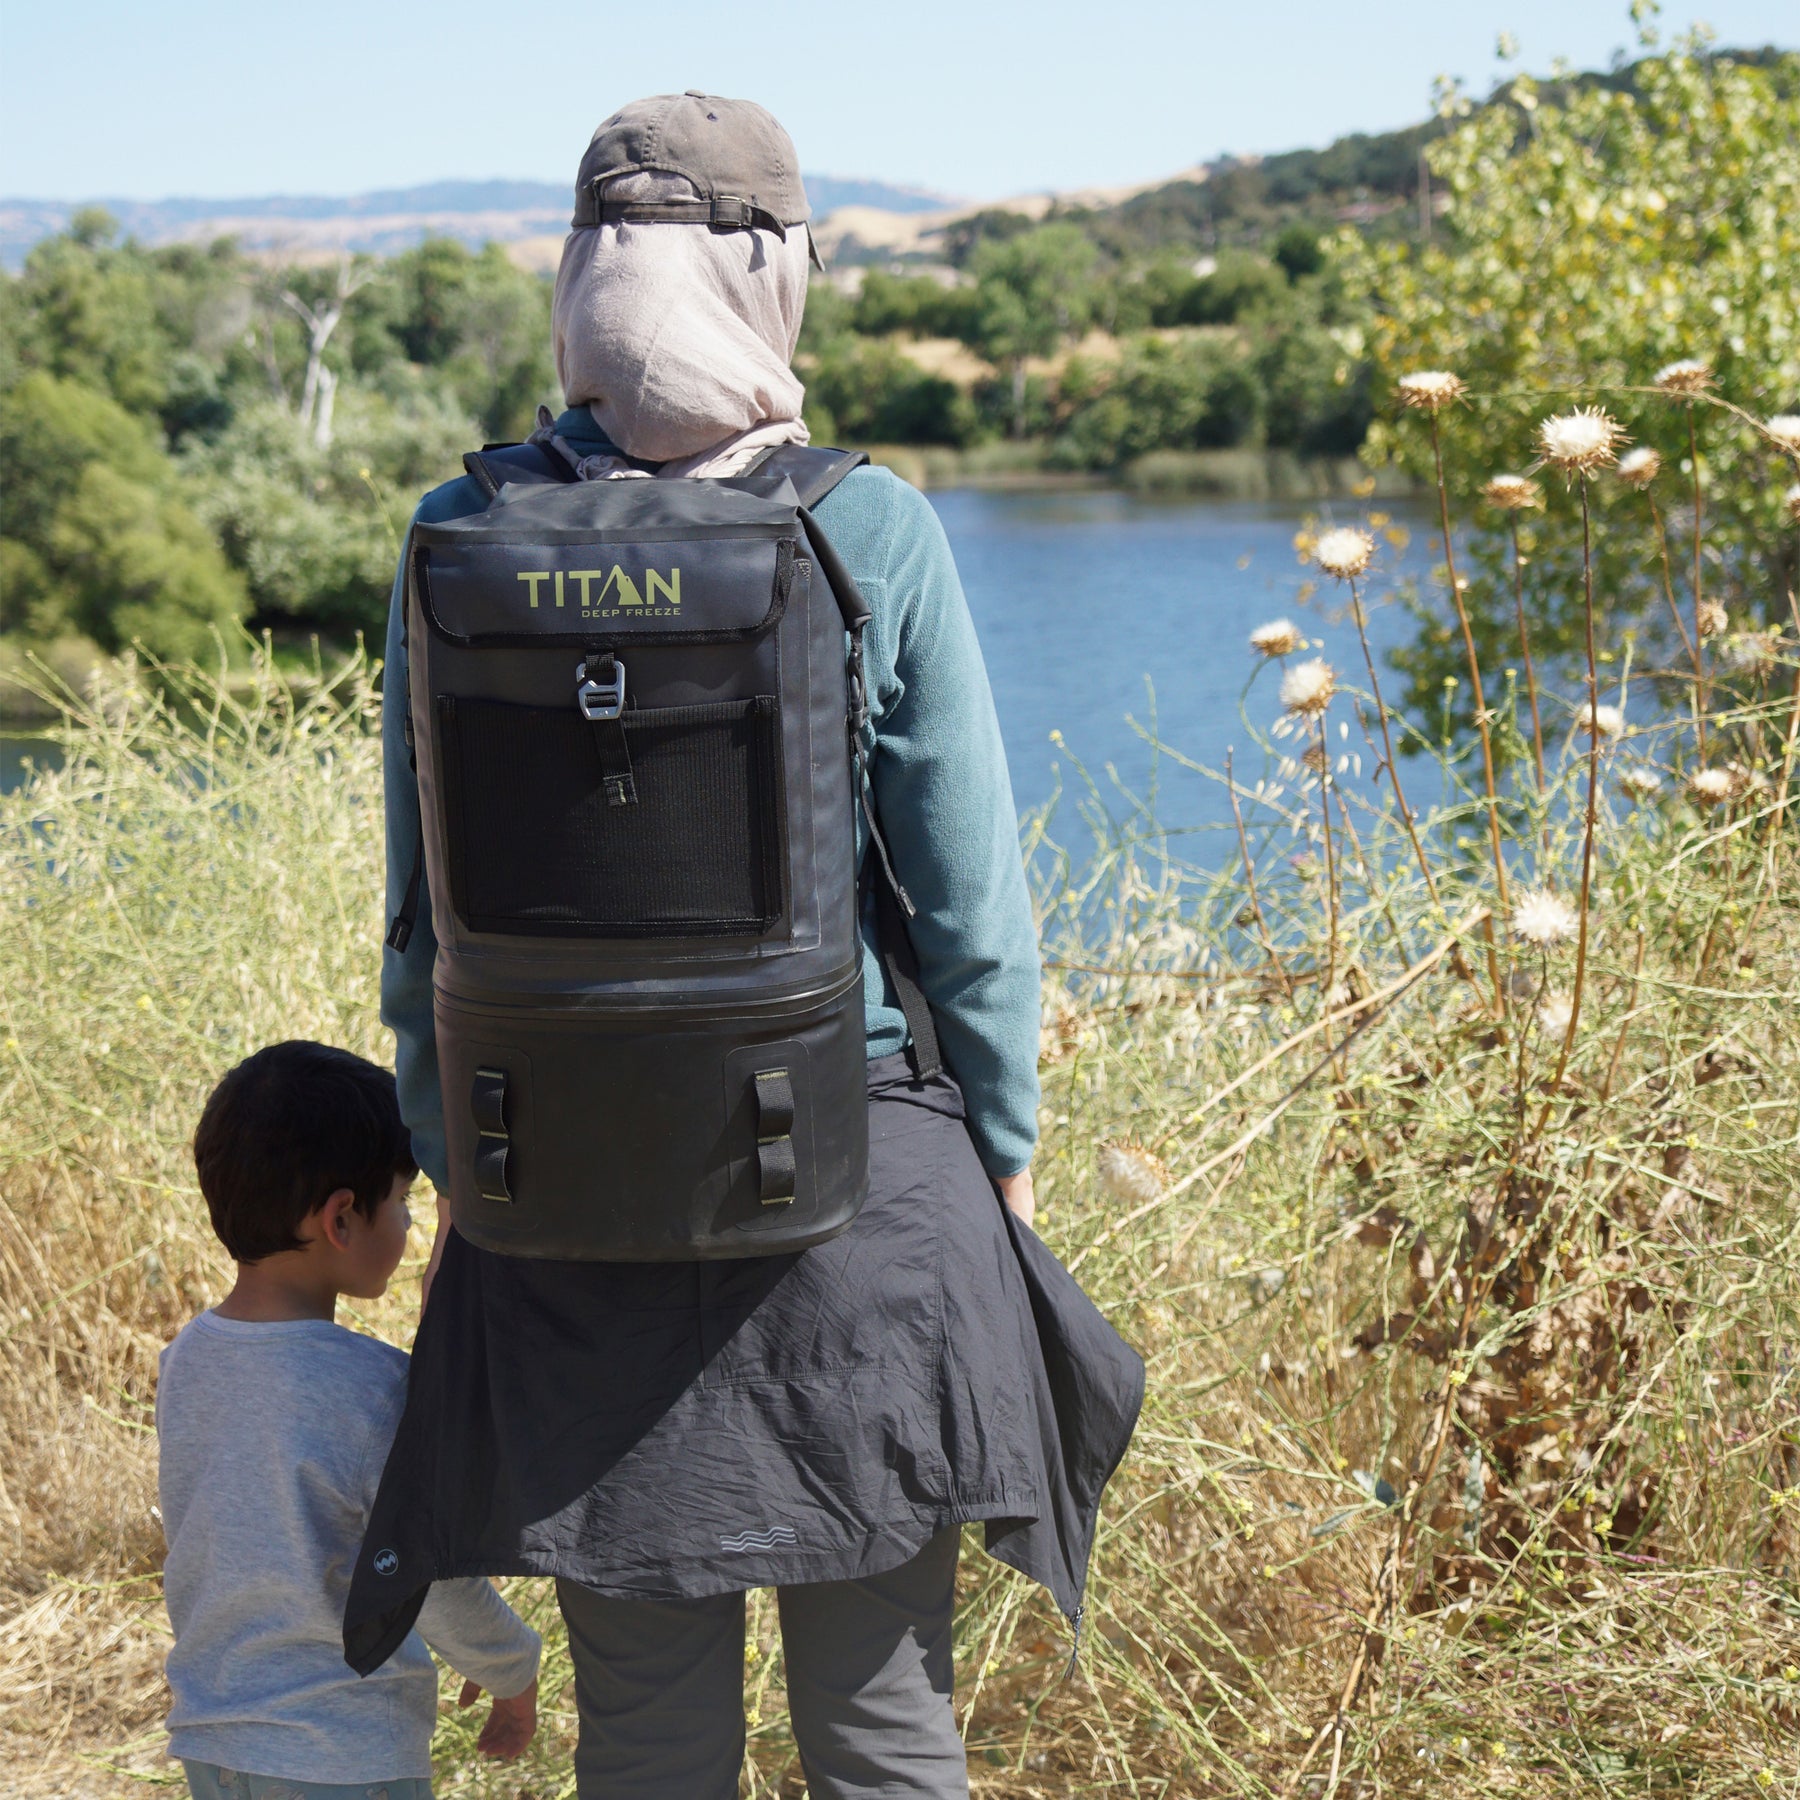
[181,386,474,637]
[358,239,555,440]
[7,213,179,417]
[1340,28,1800,718]
[850,271,980,342]
[0,372,246,656]
[1055,334,1266,469]
[804,338,974,447]
[967,224,1099,437]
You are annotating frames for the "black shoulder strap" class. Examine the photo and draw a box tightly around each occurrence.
[460,441,579,500]
[751,443,869,511]
[758,445,943,1082]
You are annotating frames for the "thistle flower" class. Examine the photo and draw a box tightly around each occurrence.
[1761,414,1800,454]
[1653,358,1713,397]
[1696,599,1728,639]
[1616,765,1662,801]
[1537,407,1627,475]
[1313,527,1375,580]
[1280,658,1337,718]
[1397,370,1467,413]
[1097,1142,1168,1208]
[1511,887,1580,947]
[1482,473,1543,511]
[1578,702,1627,740]
[1786,482,1800,524]
[1249,618,1303,658]
[1688,767,1735,806]
[1616,446,1662,488]
[1536,993,1574,1040]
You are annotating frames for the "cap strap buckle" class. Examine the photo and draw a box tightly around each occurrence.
[582,184,790,243]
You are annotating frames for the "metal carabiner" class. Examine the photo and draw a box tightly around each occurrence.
[576,656,626,722]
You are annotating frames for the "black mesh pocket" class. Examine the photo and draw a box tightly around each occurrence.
[438,695,784,936]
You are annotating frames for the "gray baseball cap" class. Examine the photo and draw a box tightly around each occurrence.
[572,92,815,256]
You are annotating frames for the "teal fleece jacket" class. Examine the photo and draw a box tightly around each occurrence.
[381,410,1041,1182]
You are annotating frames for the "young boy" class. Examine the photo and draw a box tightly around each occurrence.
[157,1040,540,1798]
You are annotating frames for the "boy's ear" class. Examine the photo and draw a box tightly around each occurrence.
[317,1187,360,1251]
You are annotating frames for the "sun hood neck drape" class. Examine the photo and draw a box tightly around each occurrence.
[552,171,811,477]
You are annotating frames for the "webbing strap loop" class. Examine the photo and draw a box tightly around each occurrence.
[583,192,791,241]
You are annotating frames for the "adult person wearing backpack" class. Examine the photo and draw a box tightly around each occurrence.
[347,94,1143,1799]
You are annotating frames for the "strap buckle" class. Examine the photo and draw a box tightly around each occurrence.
[576,655,626,721]
[710,195,786,240]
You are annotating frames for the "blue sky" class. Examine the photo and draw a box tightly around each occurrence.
[1,1,1793,202]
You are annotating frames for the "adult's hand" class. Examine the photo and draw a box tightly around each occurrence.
[421,1190,451,1313]
[458,1675,538,1759]
[996,1167,1035,1228]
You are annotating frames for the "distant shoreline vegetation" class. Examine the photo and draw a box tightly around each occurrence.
[2,34,1794,726]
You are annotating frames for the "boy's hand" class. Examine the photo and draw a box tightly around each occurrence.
[457,1675,537,1760]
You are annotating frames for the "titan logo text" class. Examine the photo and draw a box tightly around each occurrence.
[515,566,681,611]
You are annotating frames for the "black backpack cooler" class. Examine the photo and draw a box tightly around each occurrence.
[391,436,938,1261]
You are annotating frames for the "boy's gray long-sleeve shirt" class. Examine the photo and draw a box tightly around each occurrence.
[157,1311,540,1783]
[381,416,1042,1187]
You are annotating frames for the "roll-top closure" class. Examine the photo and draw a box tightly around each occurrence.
[417,533,795,647]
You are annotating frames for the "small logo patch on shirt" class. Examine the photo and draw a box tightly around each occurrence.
[718,1524,799,1553]
[372,1547,400,1576]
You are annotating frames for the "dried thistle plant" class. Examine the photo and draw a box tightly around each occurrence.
[1249,618,1304,658]
[1653,357,1714,396]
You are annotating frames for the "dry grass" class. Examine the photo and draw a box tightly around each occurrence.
[4,375,1800,1796]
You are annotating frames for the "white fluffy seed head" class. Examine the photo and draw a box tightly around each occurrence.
[1579,702,1627,740]
[1653,358,1713,397]
[1786,482,1800,524]
[1097,1142,1168,1208]
[1249,618,1304,658]
[1482,473,1543,511]
[1537,407,1627,475]
[1396,370,1467,413]
[1766,415,1800,455]
[1616,446,1662,488]
[1280,658,1337,718]
[1616,765,1662,800]
[1537,993,1574,1040]
[1511,887,1580,947]
[1696,599,1728,639]
[1314,527,1375,580]
[1688,767,1735,805]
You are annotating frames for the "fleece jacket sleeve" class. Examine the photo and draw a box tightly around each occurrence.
[846,472,1043,1177]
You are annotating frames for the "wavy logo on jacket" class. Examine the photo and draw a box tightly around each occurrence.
[717,1523,800,1553]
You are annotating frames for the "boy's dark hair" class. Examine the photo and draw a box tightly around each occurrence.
[194,1041,418,1262]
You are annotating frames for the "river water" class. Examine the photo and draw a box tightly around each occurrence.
[932,487,1428,848]
[3,488,1433,847]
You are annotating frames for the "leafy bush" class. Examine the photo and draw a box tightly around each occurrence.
[181,387,474,637]
[1055,333,1266,468]
[804,336,977,447]
[850,269,980,342]
[0,372,246,656]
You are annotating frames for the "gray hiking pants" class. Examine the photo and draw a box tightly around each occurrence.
[555,1528,968,1798]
